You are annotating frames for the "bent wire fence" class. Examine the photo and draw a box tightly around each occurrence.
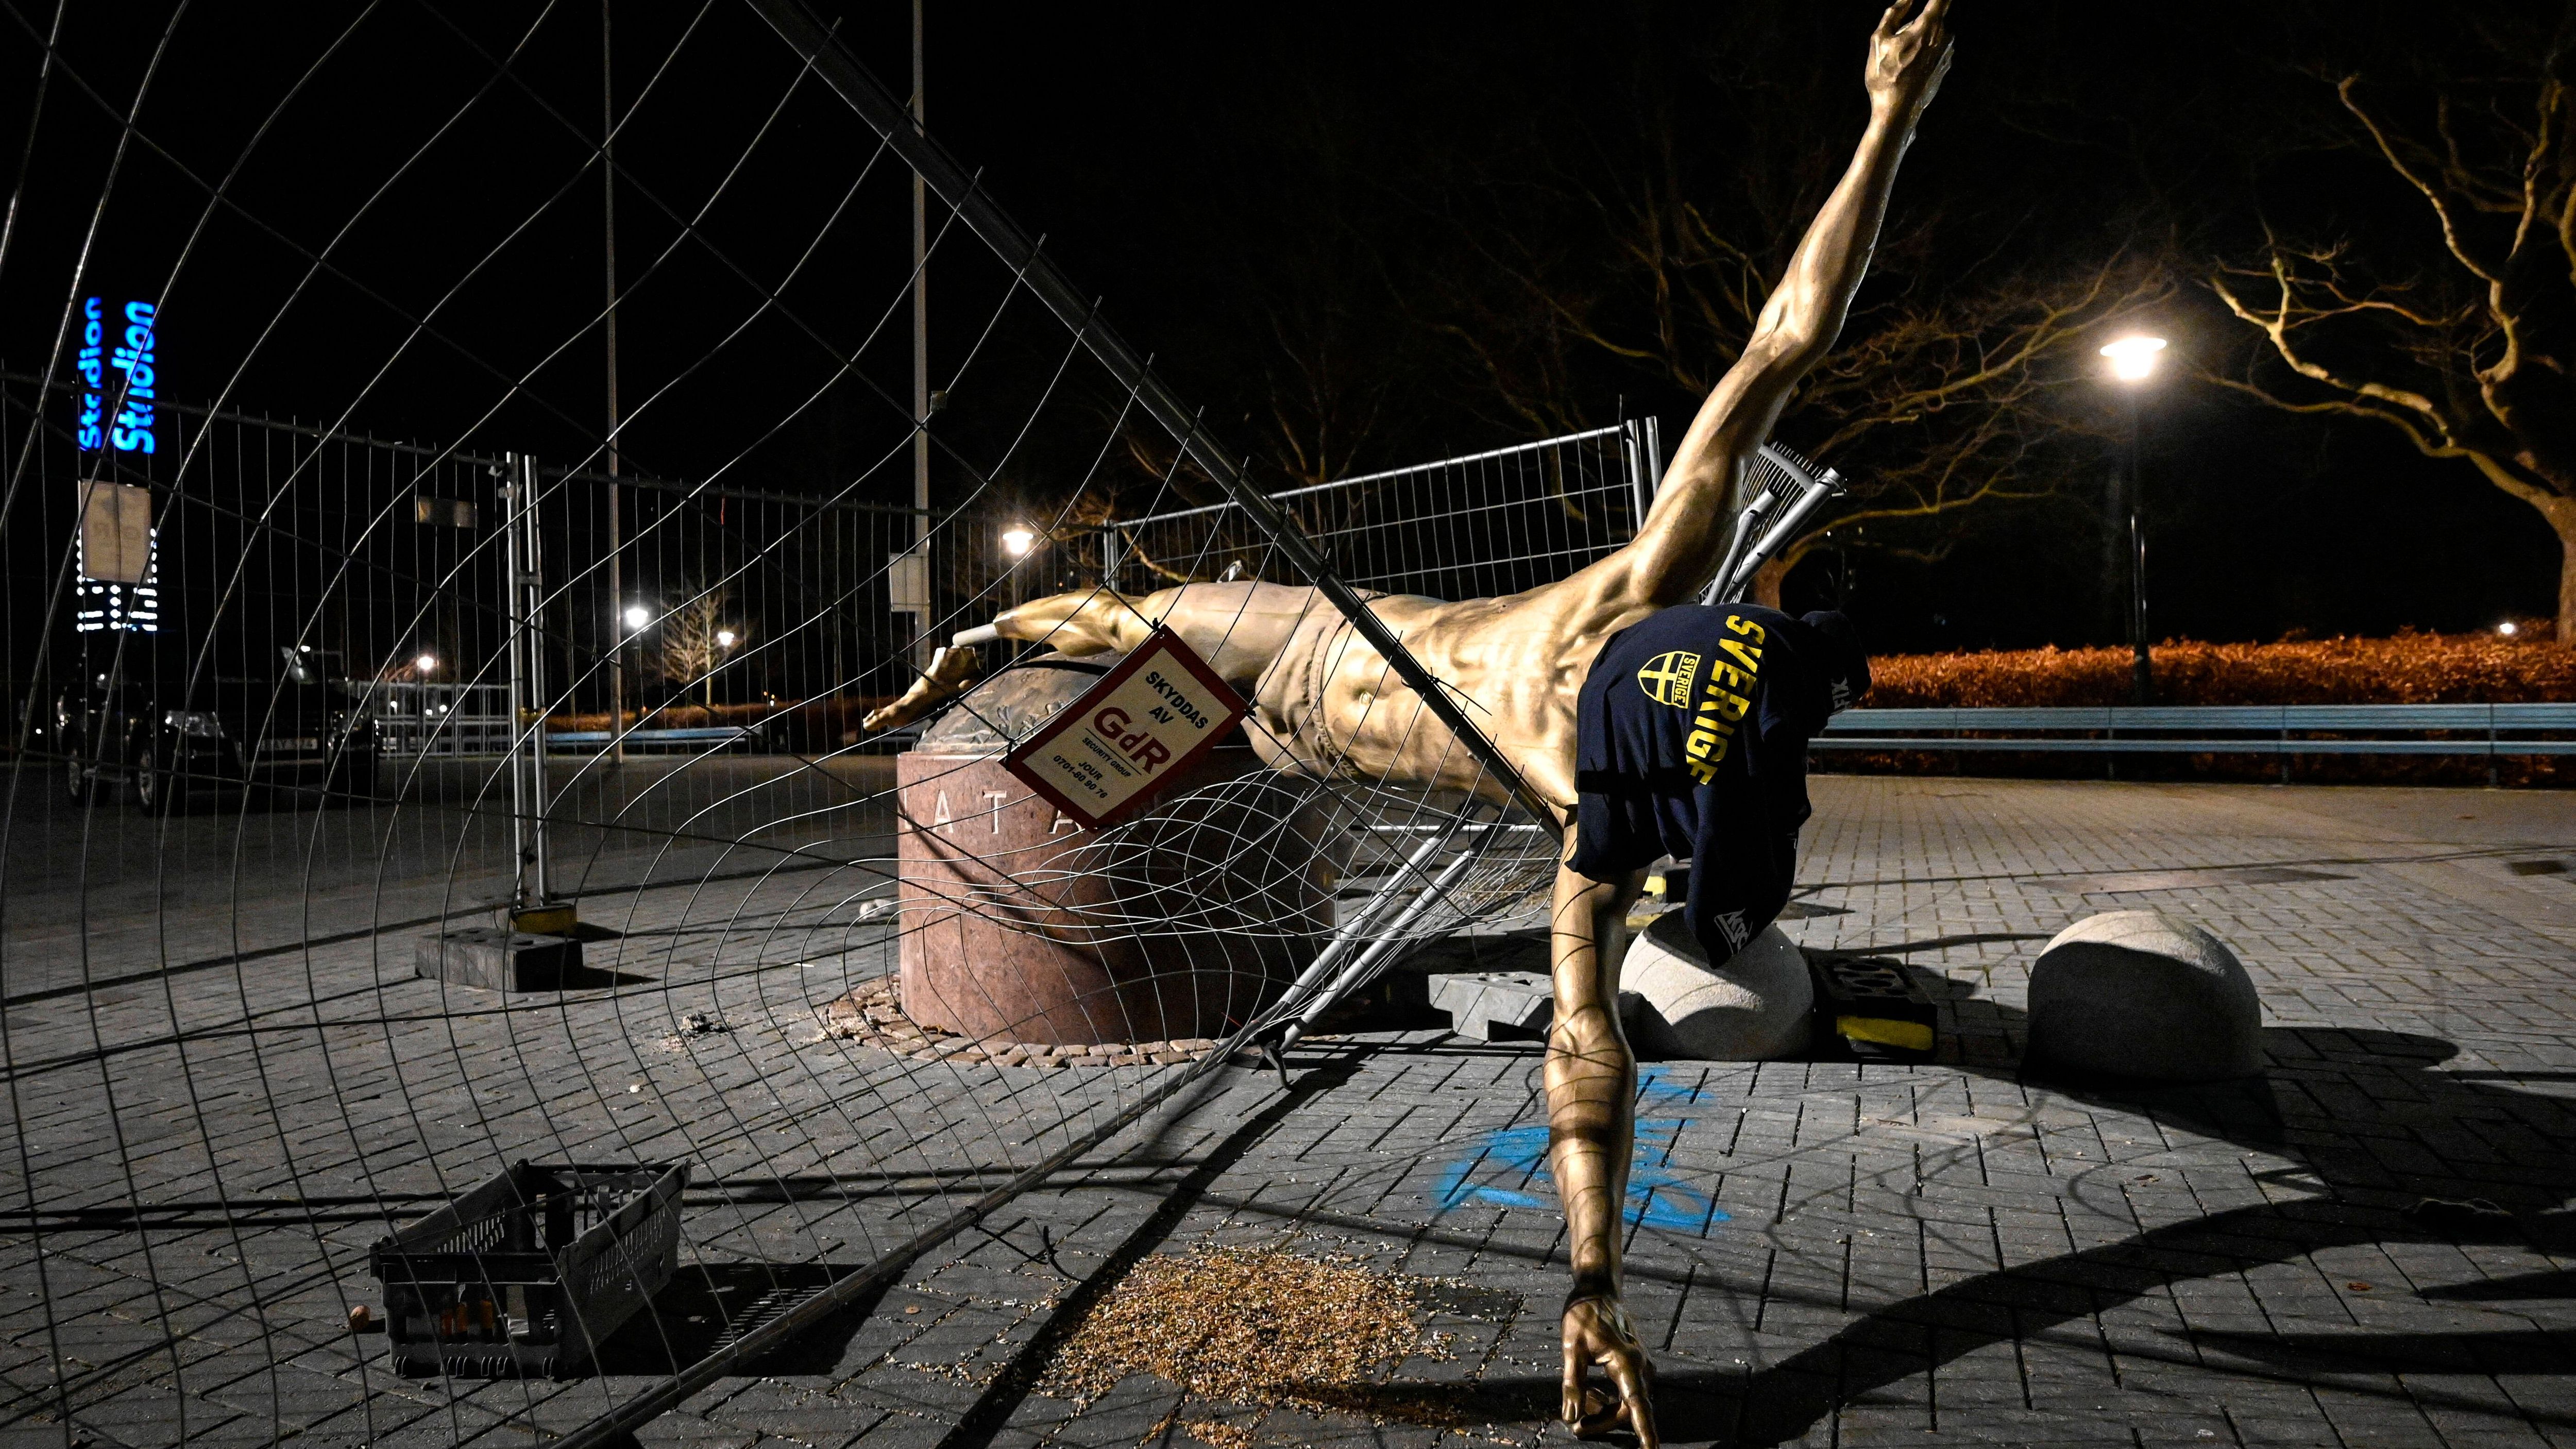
[0,5,1663,1441]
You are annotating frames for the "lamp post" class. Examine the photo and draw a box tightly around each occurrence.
[2100,334,2166,705]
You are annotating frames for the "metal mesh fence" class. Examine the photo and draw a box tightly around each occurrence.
[0,6,1662,1446]
[1110,424,1657,602]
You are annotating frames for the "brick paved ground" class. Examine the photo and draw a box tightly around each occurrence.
[4,775,2574,1447]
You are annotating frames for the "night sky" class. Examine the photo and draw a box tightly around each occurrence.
[0,1,2557,675]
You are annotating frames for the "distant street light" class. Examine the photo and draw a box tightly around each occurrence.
[2500,620,2521,637]
[715,629,737,648]
[415,653,438,674]
[2102,333,2168,704]
[623,603,652,632]
[1000,526,1036,558]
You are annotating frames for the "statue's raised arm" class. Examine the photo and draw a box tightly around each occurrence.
[1607,0,1954,616]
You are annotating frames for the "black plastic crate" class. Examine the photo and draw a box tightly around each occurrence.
[1807,954,1939,1060]
[369,1161,687,1378]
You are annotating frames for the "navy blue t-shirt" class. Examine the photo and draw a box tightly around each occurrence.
[1569,604,1866,963]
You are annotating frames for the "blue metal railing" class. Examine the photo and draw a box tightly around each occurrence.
[1817,703,2576,757]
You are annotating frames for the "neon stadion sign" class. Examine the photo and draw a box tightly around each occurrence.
[76,297,160,454]
[73,297,162,633]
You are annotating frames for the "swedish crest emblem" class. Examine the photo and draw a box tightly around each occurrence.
[1636,650,1699,707]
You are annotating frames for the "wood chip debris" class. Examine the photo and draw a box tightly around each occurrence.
[1037,1246,1435,1412]
[816,977,1221,1068]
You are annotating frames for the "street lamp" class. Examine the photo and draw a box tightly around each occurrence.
[2101,334,2167,705]
[414,653,438,675]
[1000,526,1035,558]
[2101,335,2165,381]
[622,603,651,632]
[716,629,737,649]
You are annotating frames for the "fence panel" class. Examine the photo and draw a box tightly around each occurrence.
[1109,422,1659,601]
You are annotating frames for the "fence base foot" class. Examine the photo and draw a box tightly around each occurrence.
[416,929,583,992]
[503,901,580,936]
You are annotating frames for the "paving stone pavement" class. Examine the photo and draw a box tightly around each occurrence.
[3,777,2575,1448]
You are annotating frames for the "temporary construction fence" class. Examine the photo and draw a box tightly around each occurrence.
[1107,422,1658,603]
[0,6,1681,1448]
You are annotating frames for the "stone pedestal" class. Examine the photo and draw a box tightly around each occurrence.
[895,656,1330,1046]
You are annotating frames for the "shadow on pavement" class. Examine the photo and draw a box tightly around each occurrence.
[1641,964,2576,1445]
[590,1262,883,1376]
[1330,961,2576,1445]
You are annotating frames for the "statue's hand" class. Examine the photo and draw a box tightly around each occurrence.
[1561,1293,1659,1445]
[1865,0,1954,117]
[861,645,981,733]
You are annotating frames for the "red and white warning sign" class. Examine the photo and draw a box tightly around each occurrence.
[1002,628,1246,830]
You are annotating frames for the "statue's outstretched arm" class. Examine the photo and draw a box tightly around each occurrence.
[1616,0,1954,610]
[857,588,1164,733]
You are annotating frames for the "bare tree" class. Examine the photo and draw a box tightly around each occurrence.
[2210,8,2576,638]
[1408,21,2172,605]
[654,585,735,708]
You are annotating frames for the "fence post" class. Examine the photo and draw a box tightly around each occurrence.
[502,454,553,912]
[1624,419,1659,524]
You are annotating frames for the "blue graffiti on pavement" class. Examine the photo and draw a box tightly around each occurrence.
[1432,1068,1728,1232]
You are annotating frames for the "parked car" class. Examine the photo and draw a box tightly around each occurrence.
[56,645,382,812]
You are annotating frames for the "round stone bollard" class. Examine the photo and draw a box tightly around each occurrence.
[896,653,1333,1048]
[2024,911,2264,1081]
[1618,912,1813,1060]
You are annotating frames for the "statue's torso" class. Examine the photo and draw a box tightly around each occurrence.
[1247,566,1656,812]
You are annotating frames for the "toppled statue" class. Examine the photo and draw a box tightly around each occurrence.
[869,4,1952,1438]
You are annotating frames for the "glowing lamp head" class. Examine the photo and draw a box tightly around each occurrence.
[715,630,737,648]
[623,604,651,631]
[2500,620,2520,637]
[415,653,437,673]
[1001,526,1036,558]
[2101,334,2167,382]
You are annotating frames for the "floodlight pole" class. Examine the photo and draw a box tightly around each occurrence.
[909,0,932,669]
[603,0,628,766]
[748,0,1561,836]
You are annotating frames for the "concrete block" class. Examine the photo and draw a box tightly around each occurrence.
[2025,909,2263,1082]
[1427,970,1553,1041]
[414,928,582,992]
[1618,914,1812,1060]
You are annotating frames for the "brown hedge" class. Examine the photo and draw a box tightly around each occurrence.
[1844,630,2575,787]
[1866,630,2576,708]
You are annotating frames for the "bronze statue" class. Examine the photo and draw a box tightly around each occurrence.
[868,3,1952,1437]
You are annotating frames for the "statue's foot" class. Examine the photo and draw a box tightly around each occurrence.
[863,645,982,733]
